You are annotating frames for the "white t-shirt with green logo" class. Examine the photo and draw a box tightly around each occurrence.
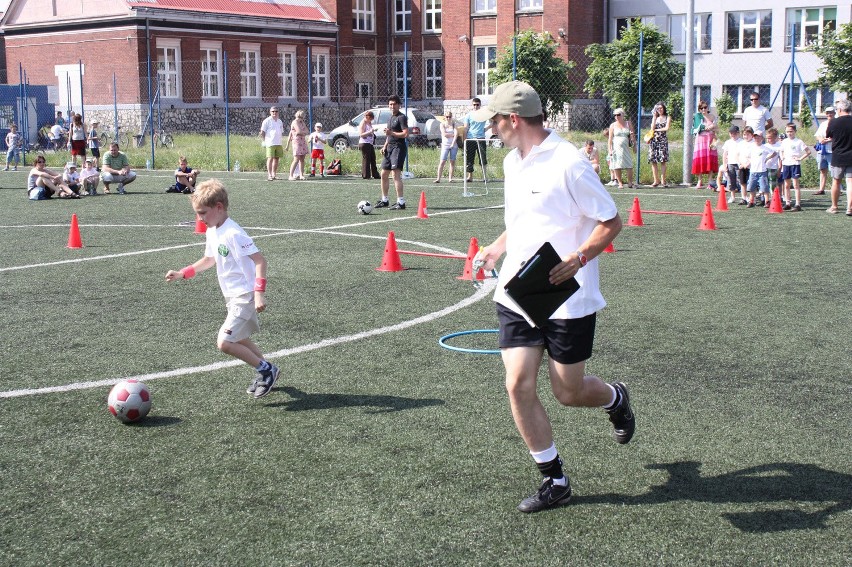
[204,217,260,298]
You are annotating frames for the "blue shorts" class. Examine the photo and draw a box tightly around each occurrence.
[497,303,595,365]
[781,165,801,180]
[747,171,769,193]
[440,144,458,161]
[819,156,830,170]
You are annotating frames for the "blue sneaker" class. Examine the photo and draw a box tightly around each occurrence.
[253,364,279,399]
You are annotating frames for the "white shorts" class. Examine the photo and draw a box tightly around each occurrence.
[218,294,259,344]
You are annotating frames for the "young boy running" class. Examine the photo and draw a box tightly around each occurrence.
[780,123,811,211]
[308,123,328,177]
[765,128,782,197]
[165,179,279,398]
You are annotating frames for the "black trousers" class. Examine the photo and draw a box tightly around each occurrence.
[360,143,379,179]
[465,139,487,173]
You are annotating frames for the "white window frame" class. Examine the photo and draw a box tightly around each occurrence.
[424,0,441,32]
[240,43,261,99]
[395,0,411,33]
[156,38,181,99]
[395,58,413,98]
[277,46,297,99]
[517,0,542,11]
[786,6,836,50]
[669,13,712,53]
[615,16,655,40]
[354,0,375,33]
[312,49,330,99]
[474,45,497,97]
[474,0,496,14]
[200,41,222,99]
[425,57,442,99]
[726,10,772,51]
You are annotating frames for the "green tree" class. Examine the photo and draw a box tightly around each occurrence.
[798,97,813,129]
[490,31,576,119]
[584,21,685,121]
[714,92,737,128]
[810,23,852,92]
[666,90,684,128]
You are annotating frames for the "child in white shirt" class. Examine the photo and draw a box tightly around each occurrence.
[779,123,811,211]
[62,162,84,197]
[80,158,100,195]
[746,133,777,208]
[308,123,328,177]
[764,128,782,196]
[722,126,741,203]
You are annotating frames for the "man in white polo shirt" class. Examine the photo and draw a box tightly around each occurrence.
[474,81,634,514]
[742,92,773,135]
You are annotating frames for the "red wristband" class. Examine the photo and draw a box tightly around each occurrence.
[180,265,196,279]
[254,278,267,292]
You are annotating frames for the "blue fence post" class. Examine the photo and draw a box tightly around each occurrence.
[145,19,154,168]
[79,60,85,126]
[113,73,118,141]
[404,41,410,176]
[307,45,313,127]
[224,51,230,171]
[636,31,645,182]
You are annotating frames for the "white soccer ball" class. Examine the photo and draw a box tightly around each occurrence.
[108,379,152,424]
[357,200,373,215]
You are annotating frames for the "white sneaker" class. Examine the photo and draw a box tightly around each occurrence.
[727,196,734,203]
[607,180,617,186]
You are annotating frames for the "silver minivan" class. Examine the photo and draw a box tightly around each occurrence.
[329,107,441,152]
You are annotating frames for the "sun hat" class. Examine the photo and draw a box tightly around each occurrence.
[469,81,543,122]
[66,162,77,168]
[825,106,835,113]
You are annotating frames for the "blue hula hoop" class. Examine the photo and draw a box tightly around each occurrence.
[438,329,500,355]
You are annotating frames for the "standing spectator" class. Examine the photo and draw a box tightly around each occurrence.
[607,108,634,188]
[741,92,774,135]
[55,111,66,129]
[691,100,718,188]
[825,98,852,215]
[358,111,380,179]
[259,106,285,181]
[308,122,328,177]
[722,126,742,204]
[471,81,633,514]
[285,110,309,181]
[80,158,100,195]
[68,114,87,167]
[4,123,22,171]
[100,142,137,194]
[814,106,835,195]
[581,139,601,174]
[49,122,66,152]
[87,120,101,170]
[376,95,408,210]
[647,102,671,187]
[462,97,488,182]
[779,123,811,211]
[174,156,200,193]
[27,156,77,199]
[435,111,459,183]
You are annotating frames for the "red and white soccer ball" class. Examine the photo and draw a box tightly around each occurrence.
[108,379,152,423]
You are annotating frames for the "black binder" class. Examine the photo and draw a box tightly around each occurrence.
[504,242,580,328]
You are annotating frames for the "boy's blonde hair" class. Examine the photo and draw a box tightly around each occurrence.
[191,179,228,209]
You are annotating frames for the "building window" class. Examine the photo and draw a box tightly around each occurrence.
[615,16,655,40]
[786,7,836,49]
[692,85,711,109]
[395,0,411,33]
[156,41,181,99]
[278,48,297,99]
[782,83,835,116]
[424,0,441,32]
[669,14,712,53]
[722,85,771,114]
[726,11,772,50]
[474,0,496,14]
[200,44,221,99]
[425,58,442,99]
[354,0,374,32]
[517,0,542,10]
[475,46,497,96]
[240,45,261,99]
[395,59,413,98]
[312,51,329,98]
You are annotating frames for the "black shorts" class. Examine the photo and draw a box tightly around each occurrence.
[90,148,100,158]
[497,303,596,365]
[381,145,407,170]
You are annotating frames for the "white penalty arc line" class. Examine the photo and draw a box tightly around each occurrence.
[0,280,497,399]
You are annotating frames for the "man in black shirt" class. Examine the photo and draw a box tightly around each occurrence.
[375,95,409,210]
[825,98,852,215]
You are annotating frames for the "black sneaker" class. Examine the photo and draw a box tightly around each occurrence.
[374,200,389,208]
[254,364,280,399]
[738,199,748,206]
[517,477,572,513]
[782,204,792,211]
[389,202,406,210]
[746,202,755,208]
[792,204,802,212]
[607,382,635,444]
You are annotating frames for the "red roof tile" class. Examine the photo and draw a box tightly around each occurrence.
[126,0,332,22]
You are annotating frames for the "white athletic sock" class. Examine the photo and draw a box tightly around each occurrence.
[530,443,558,464]
[602,384,618,409]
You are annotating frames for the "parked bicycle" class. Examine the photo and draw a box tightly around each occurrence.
[133,128,174,149]
[99,127,132,149]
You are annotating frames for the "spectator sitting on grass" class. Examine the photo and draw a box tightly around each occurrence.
[80,158,100,195]
[172,156,199,193]
[100,142,137,194]
[62,162,84,197]
[27,156,77,200]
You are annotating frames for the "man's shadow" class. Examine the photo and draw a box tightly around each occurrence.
[575,461,851,532]
[267,386,444,414]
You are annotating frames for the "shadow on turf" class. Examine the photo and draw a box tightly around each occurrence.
[267,386,444,414]
[575,461,851,532]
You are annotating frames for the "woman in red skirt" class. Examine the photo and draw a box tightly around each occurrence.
[69,113,87,167]
[691,101,718,188]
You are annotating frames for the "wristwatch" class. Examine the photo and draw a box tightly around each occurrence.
[576,250,588,267]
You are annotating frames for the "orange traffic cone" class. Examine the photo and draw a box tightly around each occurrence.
[195,217,207,234]
[768,187,784,213]
[457,237,486,281]
[416,191,429,219]
[603,242,615,253]
[376,231,405,272]
[66,213,83,249]
[698,199,717,230]
[627,197,644,226]
[715,187,729,212]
